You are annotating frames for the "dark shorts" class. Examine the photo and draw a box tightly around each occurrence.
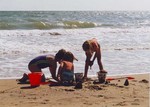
[61,71,74,81]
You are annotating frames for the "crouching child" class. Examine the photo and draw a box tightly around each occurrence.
[57,51,77,86]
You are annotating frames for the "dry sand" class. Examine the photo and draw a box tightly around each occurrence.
[0,73,149,107]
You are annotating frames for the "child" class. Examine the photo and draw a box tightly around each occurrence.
[82,38,107,81]
[18,49,66,83]
[57,51,76,85]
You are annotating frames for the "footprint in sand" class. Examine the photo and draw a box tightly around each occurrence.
[64,89,75,92]
[87,85,102,90]
[139,79,149,83]
[115,102,127,106]
[131,102,140,105]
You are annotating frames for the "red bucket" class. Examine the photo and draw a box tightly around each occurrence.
[28,72,43,87]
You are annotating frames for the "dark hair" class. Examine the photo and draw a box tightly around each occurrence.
[82,41,90,51]
[63,51,74,62]
[55,49,66,61]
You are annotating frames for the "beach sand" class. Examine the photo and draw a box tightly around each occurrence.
[0,74,149,107]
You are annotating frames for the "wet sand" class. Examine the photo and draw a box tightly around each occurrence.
[0,73,149,107]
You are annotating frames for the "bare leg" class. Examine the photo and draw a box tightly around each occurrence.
[49,67,57,81]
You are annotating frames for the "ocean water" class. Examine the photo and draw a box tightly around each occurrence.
[0,11,150,79]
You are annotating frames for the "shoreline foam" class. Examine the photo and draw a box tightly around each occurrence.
[0,72,149,80]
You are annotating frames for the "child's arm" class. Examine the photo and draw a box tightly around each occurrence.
[72,64,74,73]
[57,62,64,81]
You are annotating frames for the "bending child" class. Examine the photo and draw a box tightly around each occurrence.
[82,38,107,81]
[18,49,66,83]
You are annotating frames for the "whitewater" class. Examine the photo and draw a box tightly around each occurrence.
[0,11,150,79]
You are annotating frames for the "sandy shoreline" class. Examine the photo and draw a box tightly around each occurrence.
[0,74,149,107]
